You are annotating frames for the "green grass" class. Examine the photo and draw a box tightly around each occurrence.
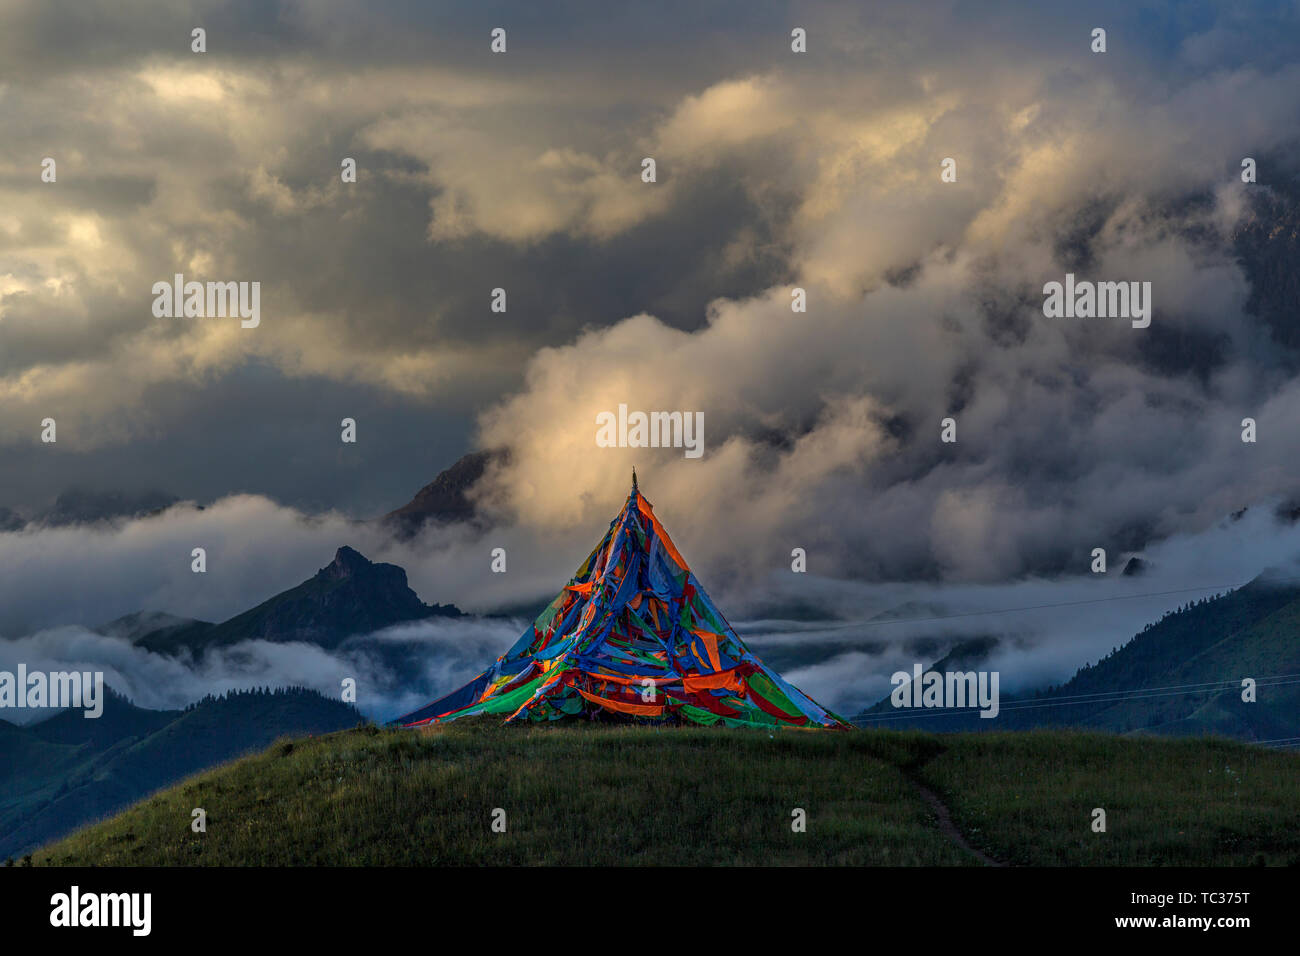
[26,721,1300,866]
[918,731,1300,866]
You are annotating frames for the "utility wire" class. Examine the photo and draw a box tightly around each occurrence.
[864,674,1300,712]
[852,673,1300,715]
[763,574,1300,635]
[849,676,1300,723]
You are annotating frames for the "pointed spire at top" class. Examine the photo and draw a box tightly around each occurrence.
[632,466,638,492]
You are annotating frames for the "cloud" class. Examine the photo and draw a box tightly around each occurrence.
[456,16,1300,586]
[0,6,804,511]
[1,0,1300,702]
[0,615,523,725]
[749,501,1300,714]
[3,490,1298,722]
[360,114,669,242]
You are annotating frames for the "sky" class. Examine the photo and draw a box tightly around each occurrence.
[3,1,1300,709]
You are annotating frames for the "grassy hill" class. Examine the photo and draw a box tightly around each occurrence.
[25,720,1300,867]
[0,688,360,860]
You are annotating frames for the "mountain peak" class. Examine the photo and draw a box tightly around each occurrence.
[324,545,375,578]
[134,546,461,657]
[380,449,507,538]
[316,545,411,590]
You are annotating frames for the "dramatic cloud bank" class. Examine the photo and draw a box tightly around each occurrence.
[2,493,1298,718]
[3,1,1300,713]
[0,613,522,726]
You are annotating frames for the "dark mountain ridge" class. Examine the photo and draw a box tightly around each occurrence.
[133,545,462,657]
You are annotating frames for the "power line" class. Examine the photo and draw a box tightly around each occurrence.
[853,673,1300,715]
[851,680,1300,722]
[852,671,1300,717]
[765,575,1300,635]
[849,676,1300,724]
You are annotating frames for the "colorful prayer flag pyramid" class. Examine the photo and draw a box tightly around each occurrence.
[392,473,848,729]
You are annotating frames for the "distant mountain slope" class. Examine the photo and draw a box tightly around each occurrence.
[0,687,360,860]
[99,610,208,645]
[37,488,180,527]
[1233,173,1300,356]
[0,488,181,531]
[135,545,462,657]
[27,687,177,750]
[0,718,84,798]
[380,449,503,538]
[857,577,1300,739]
[1057,584,1300,739]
